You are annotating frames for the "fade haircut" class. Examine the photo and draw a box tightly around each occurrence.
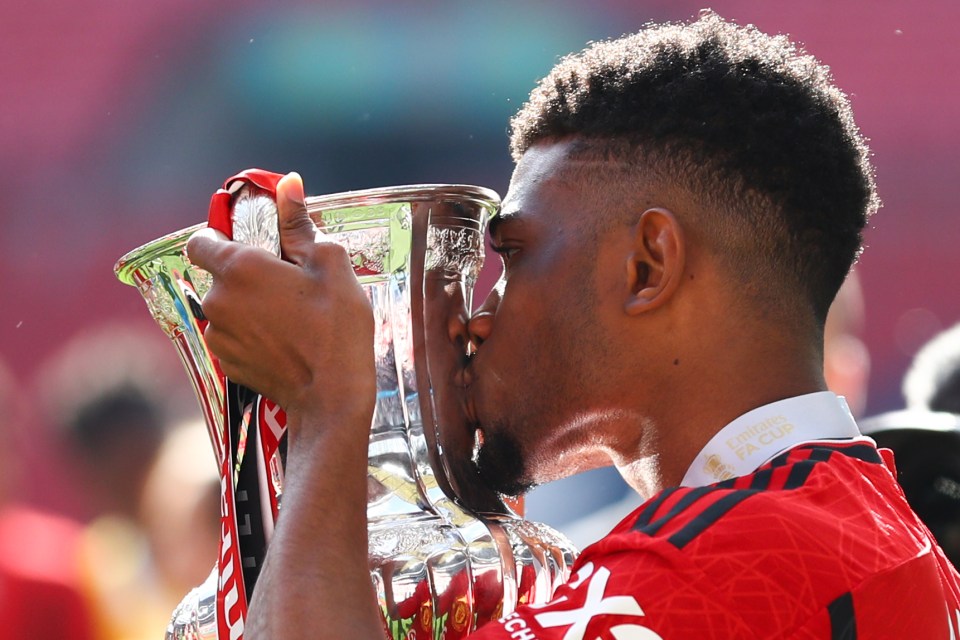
[509,11,879,322]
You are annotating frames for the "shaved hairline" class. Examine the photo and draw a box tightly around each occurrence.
[531,136,815,331]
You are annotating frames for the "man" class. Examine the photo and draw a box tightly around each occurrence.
[861,322,960,567]
[903,322,960,415]
[188,12,960,638]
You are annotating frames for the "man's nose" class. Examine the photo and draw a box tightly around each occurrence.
[468,287,500,348]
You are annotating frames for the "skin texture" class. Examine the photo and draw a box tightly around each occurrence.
[187,134,829,637]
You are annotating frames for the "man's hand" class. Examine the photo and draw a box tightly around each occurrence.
[188,173,382,638]
[186,172,376,435]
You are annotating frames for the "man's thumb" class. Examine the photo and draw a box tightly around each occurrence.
[276,172,318,265]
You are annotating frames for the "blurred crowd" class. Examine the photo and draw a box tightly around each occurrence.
[0,325,218,639]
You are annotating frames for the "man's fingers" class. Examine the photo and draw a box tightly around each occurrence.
[276,172,324,266]
[186,227,231,274]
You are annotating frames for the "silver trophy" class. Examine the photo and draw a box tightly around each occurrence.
[114,178,576,639]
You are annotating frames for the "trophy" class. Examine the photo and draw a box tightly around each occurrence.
[114,171,576,639]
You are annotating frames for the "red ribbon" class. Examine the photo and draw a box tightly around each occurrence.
[207,168,285,239]
[207,168,286,640]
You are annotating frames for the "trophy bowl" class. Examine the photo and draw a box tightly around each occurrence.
[115,180,576,639]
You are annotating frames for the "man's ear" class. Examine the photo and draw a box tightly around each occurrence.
[624,207,685,315]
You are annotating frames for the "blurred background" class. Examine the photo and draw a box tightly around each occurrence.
[1,0,958,636]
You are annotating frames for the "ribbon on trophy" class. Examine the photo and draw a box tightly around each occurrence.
[206,169,289,640]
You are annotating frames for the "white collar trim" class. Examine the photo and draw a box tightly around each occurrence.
[680,391,862,487]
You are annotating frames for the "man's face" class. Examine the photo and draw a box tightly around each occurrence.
[465,141,626,496]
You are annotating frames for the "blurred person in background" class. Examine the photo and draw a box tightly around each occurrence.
[861,322,960,566]
[34,323,218,639]
[138,418,220,627]
[822,269,870,418]
[0,357,96,638]
[36,326,170,523]
[79,416,220,640]
[903,321,960,415]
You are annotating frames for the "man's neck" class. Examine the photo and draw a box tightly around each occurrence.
[615,346,827,497]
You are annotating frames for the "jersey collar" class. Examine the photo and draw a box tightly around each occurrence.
[680,391,862,487]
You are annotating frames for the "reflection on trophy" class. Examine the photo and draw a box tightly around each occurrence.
[114,172,576,640]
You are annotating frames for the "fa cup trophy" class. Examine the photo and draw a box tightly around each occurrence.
[114,170,576,639]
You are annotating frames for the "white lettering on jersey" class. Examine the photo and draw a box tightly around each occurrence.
[532,562,663,640]
[503,613,539,640]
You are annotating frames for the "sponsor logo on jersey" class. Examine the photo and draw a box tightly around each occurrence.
[500,562,664,640]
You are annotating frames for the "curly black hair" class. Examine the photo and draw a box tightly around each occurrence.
[510,11,879,322]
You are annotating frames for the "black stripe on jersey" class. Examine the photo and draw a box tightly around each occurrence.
[667,490,758,549]
[837,444,883,464]
[634,468,779,543]
[633,487,681,529]
[749,465,776,490]
[828,592,857,640]
[783,448,833,489]
[634,486,715,537]
[782,461,817,490]
[790,442,883,465]
[632,442,884,547]
[768,449,794,468]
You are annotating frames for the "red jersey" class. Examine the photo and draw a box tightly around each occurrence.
[475,440,960,639]
[0,506,95,640]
